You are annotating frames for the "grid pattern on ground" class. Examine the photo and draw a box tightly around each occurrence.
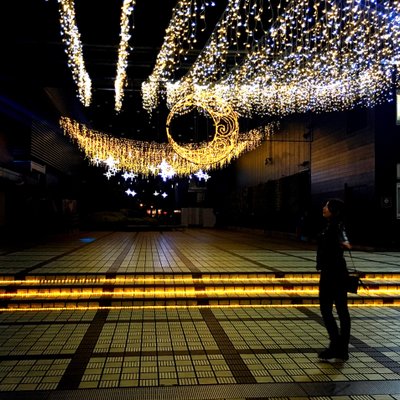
[1,229,400,399]
[0,307,400,393]
[1,230,400,276]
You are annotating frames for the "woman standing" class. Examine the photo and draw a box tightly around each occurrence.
[316,198,351,361]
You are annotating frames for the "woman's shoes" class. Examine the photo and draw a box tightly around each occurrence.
[334,349,349,361]
[318,348,336,361]
[318,347,349,362]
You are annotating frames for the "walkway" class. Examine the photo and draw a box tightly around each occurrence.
[0,229,400,399]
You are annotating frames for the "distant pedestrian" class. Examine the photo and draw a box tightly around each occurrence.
[316,198,351,362]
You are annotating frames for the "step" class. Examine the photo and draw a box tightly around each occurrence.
[0,272,399,311]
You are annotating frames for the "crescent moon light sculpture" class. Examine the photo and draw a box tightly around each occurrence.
[60,97,271,176]
[166,92,239,166]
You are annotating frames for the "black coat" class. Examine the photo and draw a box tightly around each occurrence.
[316,221,349,274]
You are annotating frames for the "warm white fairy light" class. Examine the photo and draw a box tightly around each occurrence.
[174,0,266,101]
[115,0,136,112]
[166,0,400,117]
[166,91,239,165]
[60,117,275,176]
[57,0,92,106]
[142,0,216,113]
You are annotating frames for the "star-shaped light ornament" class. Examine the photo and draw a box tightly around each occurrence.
[104,155,119,169]
[202,172,211,182]
[194,169,211,181]
[153,191,160,196]
[157,159,176,182]
[121,171,138,181]
[104,170,113,180]
[161,192,168,198]
[93,156,102,166]
[125,188,137,197]
[109,167,120,176]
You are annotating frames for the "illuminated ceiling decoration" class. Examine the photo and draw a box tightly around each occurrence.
[58,0,137,111]
[125,188,137,196]
[166,0,266,109]
[122,171,138,181]
[194,169,211,181]
[166,91,239,165]
[158,159,176,181]
[57,0,92,106]
[114,0,136,112]
[142,0,217,114]
[60,116,275,176]
[164,0,400,118]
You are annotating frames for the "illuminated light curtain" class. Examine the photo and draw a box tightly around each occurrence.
[167,0,267,105]
[60,117,275,175]
[166,0,400,117]
[142,0,219,114]
[57,0,92,106]
[114,0,136,112]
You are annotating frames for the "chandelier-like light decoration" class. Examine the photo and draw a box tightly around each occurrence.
[114,0,136,112]
[173,0,266,103]
[57,0,92,106]
[166,91,239,165]
[165,0,400,117]
[60,116,275,176]
[141,0,216,113]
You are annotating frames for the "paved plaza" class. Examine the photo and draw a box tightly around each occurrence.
[0,228,400,399]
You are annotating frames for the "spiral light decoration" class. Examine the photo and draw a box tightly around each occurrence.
[166,92,239,165]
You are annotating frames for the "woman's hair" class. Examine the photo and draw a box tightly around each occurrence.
[327,198,345,219]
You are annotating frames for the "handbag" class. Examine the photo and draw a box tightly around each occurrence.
[346,250,365,294]
[347,270,362,293]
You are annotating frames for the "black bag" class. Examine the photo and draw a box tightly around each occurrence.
[346,250,364,294]
[347,271,362,294]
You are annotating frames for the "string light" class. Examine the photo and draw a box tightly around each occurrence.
[165,0,400,118]
[142,0,216,113]
[169,0,266,105]
[166,92,239,165]
[60,117,275,176]
[114,0,136,112]
[57,0,92,106]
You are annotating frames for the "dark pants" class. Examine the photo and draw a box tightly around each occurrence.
[319,273,351,351]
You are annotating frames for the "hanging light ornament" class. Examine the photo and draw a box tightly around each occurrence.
[114,0,136,112]
[60,117,275,176]
[57,0,92,106]
[166,0,266,107]
[142,0,216,114]
[166,91,239,165]
[165,0,400,117]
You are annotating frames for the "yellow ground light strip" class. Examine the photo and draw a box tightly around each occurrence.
[0,288,398,298]
[0,303,400,313]
[0,276,398,285]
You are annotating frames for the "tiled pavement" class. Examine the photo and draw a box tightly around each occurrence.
[1,228,400,400]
